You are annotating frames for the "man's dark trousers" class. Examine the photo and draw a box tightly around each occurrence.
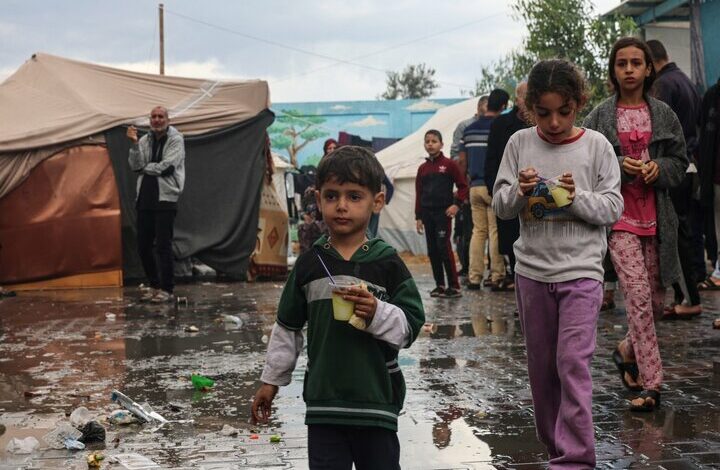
[136,210,176,293]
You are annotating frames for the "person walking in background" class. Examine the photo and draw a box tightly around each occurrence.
[493,59,622,469]
[584,37,688,412]
[485,82,529,289]
[416,130,468,299]
[451,96,488,277]
[647,39,703,319]
[459,89,509,290]
[127,106,185,303]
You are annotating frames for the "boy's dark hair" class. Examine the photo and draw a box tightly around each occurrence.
[525,59,587,111]
[316,145,384,194]
[424,129,443,143]
[487,89,510,112]
[646,39,669,62]
[608,37,656,95]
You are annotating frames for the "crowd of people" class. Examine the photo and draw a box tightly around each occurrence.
[125,35,720,470]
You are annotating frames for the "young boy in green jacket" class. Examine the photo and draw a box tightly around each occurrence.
[252,146,425,469]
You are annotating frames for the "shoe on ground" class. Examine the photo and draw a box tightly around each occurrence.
[442,287,462,298]
[150,290,174,303]
[430,287,445,297]
[466,282,481,290]
[140,286,159,301]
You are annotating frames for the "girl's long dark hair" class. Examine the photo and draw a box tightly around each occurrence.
[608,37,656,95]
[525,59,587,111]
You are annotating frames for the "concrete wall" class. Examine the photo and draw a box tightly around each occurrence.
[644,23,692,77]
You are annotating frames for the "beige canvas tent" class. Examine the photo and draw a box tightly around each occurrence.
[0,53,274,289]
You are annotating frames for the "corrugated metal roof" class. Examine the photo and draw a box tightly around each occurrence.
[604,0,690,24]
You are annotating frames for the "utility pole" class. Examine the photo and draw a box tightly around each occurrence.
[159,3,165,75]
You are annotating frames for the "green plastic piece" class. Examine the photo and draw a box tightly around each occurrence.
[191,374,215,390]
[270,434,281,443]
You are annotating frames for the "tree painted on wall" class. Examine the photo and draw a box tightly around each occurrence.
[268,109,329,167]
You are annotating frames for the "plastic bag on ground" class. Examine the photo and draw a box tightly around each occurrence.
[109,410,138,425]
[6,436,39,454]
[69,406,93,427]
[43,423,83,449]
[64,437,85,450]
[79,421,106,443]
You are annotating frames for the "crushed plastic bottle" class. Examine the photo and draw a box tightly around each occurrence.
[64,437,85,450]
[111,390,167,423]
[191,374,215,391]
[69,406,93,427]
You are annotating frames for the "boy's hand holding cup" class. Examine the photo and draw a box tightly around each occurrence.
[331,282,376,329]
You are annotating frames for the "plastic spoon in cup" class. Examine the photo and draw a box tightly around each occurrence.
[315,252,337,285]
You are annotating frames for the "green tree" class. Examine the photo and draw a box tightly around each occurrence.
[381,63,439,100]
[268,109,329,167]
[471,0,636,111]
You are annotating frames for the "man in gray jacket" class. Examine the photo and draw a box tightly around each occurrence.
[127,106,185,303]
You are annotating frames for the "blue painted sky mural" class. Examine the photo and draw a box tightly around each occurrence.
[269,98,463,167]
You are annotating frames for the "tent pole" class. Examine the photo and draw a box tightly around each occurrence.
[159,3,165,75]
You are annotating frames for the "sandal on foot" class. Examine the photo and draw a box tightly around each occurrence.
[660,303,679,321]
[491,278,515,292]
[697,276,720,291]
[612,348,643,392]
[629,389,660,412]
[675,304,702,319]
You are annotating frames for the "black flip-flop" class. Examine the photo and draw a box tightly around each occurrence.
[697,276,720,291]
[612,348,643,392]
[629,389,661,412]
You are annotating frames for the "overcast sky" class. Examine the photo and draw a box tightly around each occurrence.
[1,0,621,103]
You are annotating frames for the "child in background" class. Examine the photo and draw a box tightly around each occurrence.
[584,37,687,412]
[415,130,469,298]
[493,59,623,468]
[252,146,425,470]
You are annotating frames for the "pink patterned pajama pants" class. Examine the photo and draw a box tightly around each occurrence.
[608,231,664,391]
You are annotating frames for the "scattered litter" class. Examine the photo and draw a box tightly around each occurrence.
[109,452,160,469]
[191,374,215,391]
[105,312,117,321]
[184,325,199,333]
[6,436,39,454]
[270,434,282,443]
[222,314,242,325]
[111,390,167,423]
[43,423,83,449]
[87,451,105,468]
[219,424,239,436]
[79,421,106,443]
[223,345,234,352]
[176,296,188,307]
[261,334,269,344]
[221,293,234,297]
[249,434,259,440]
[108,410,138,424]
[70,406,93,427]
[613,324,624,330]
[64,437,85,450]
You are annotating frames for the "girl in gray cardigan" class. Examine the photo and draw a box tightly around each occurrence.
[584,37,688,413]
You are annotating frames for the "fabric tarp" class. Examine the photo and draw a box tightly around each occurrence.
[0,146,122,284]
[105,109,275,280]
[0,53,270,153]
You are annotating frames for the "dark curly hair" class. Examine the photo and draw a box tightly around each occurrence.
[608,36,655,95]
[316,145,384,194]
[525,59,587,112]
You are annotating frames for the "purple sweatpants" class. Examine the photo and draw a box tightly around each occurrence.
[515,274,602,470]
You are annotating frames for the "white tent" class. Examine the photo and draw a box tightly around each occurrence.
[377,98,478,254]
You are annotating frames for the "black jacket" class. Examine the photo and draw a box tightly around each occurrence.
[653,62,701,157]
[698,80,720,206]
[484,107,529,196]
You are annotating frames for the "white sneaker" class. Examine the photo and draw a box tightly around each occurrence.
[150,290,173,303]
